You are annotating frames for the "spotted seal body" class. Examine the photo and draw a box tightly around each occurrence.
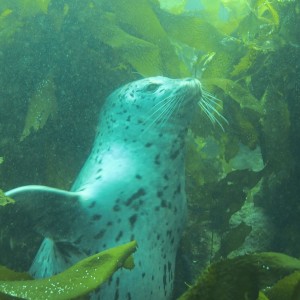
[5,76,202,299]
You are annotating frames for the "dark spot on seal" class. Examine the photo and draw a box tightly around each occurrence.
[173,183,181,195]
[167,230,172,238]
[92,214,102,221]
[157,191,163,198]
[113,204,121,211]
[161,199,168,207]
[114,289,119,300]
[129,214,138,228]
[88,201,96,208]
[115,231,123,242]
[170,149,180,160]
[125,188,146,206]
[163,264,167,291]
[155,154,161,165]
[108,277,113,286]
[94,229,105,240]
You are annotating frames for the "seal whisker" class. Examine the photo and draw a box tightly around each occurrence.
[202,90,222,103]
[158,97,179,127]
[158,93,187,128]
[143,95,175,131]
[199,90,228,131]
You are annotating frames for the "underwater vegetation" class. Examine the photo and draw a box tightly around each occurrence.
[0,0,300,298]
[0,241,137,299]
[2,247,300,299]
[179,252,300,300]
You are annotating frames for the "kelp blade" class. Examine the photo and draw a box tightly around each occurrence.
[0,241,137,300]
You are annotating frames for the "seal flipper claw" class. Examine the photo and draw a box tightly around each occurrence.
[5,185,85,241]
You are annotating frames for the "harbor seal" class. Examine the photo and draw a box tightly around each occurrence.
[5,76,203,299]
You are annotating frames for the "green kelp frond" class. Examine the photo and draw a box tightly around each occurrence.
[178,252,300,300]
[20,74,57,142]
[0,266,32,300]
[0,241,137,300]
[158,11,225,53]
[79,1,188,77]
[0,190,14,207]
[266,271,300,300]
[204,78,264,114]
[0,265,32,281]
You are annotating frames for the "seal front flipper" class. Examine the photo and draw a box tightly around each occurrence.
[5,185,87,277]
[5,185,85,241]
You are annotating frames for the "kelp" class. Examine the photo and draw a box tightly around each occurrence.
[20,75,57,142]
[178,252,300,300]
[0,241,137,300]
[204,78,263,114]
[78,0,189,77]
[0,190,14,207]
[266,271,300,300]
[80,10,163,77]
[157,11,226,53]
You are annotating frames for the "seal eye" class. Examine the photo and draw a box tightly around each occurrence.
[145,83,160,93]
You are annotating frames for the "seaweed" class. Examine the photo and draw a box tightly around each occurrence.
[0,190,14,207]
[178,252,300,300]
[0,241,137,300]
[20,74,57,142]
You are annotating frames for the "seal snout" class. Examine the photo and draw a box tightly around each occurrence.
[181,77,202,100]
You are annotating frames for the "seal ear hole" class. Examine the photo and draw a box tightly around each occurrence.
[145,83,160,93]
